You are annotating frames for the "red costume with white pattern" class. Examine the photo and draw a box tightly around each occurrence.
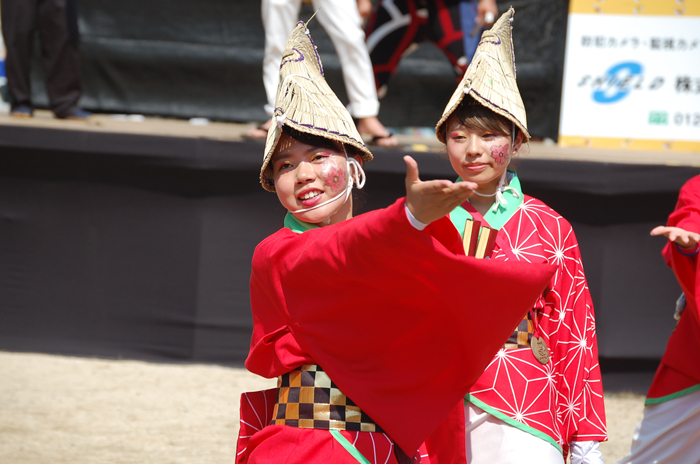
[467,195,607,458]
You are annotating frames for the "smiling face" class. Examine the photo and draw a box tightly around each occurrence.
[268,132,360,226]
[445,116,522,194]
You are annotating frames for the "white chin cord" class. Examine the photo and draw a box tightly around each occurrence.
[472,169,519,212]
[290,156,366,215]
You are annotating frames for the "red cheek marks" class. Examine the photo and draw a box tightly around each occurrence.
[490,144,510,165]
[323,167,347,192]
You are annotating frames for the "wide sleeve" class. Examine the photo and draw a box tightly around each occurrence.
[666,175,700,233]
[551,226,607,446]
[662,175,700,267]
[651,176,700,391]
[249,198,555,454]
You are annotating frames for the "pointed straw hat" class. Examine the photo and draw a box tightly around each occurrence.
[435,7,530,143]
[260,18,373,192]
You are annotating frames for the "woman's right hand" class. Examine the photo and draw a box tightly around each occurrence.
[404,155,477,225]
[651,225,700,248]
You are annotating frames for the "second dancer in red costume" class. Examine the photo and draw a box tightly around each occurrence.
[619,175,700,463]
[434,9,607,464]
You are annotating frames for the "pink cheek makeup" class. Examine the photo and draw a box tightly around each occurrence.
[319,157,347,193]
[323,167,347,192]
[490,144,510,165]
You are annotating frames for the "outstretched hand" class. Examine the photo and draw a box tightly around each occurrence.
[404,155,478,225]
[651,225,700,248]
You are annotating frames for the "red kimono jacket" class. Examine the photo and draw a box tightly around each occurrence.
[452,183,607,458]
[647,175,700,404]
[238,199,555,463]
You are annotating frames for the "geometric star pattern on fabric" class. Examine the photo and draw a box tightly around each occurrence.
[468,196,607,459]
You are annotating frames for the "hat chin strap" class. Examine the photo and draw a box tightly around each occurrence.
[289,156,366,215]
[472,169,519,212]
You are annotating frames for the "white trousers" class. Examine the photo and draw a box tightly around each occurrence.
[617,388,700,464]
[464,403,565,464]
[261,0,380,119]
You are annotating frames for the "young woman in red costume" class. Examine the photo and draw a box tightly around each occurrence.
[434,9,607,464]
[235,17,554,464]
[618,175,700,463]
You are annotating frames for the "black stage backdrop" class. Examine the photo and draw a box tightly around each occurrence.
[26,0,567,139]
[0,124,698,367]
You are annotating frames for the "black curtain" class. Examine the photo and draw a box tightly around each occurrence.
[25,0,568,139]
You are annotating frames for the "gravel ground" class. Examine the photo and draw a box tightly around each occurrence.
[0,352,644,463]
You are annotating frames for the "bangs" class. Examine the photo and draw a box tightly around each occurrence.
[282,126,342,152]
[445,96,514,137]
[281,125,362,159]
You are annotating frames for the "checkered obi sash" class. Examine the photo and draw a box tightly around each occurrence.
[505,311,534,349]
[271,364,385,433]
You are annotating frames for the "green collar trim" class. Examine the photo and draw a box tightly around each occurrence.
[465,395,563,454]
[284,212,319,234]
[645,383,700,405]
[450,171,523,234]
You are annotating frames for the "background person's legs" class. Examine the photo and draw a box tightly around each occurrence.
[261,0,301,116]
[249,0,301,137]
[459,1,480,65]
[315,0,396,145]
[37,0,83,118]
[1,0,38,114]
[315,0,377,119]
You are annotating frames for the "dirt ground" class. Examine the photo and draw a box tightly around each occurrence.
[0,352,643,463]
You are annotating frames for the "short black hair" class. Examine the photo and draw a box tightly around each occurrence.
[439,96,518,141]
[263,125,363,189]
[282,125,364,158]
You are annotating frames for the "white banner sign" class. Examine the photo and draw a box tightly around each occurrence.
[559,13,700,149]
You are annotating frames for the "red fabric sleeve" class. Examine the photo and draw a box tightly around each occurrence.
[236,389,278,464]
[662,175,700,268]
[247,198,555,453]
[648,175,700,398]
[560,228,606,445]
[423,402,467,464]
[666,176,700,235]
[663,176,700,379]
[653,237,700,391]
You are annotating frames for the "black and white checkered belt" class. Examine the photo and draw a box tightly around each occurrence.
[271,364,384,433]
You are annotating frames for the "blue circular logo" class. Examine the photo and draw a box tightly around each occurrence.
[592,62,643,104]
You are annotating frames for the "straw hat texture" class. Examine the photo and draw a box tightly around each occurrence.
[260,18,373,192]
[435,7,530,143]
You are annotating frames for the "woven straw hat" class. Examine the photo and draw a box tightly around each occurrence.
[435,7,530,143]
[260,19,373,192]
